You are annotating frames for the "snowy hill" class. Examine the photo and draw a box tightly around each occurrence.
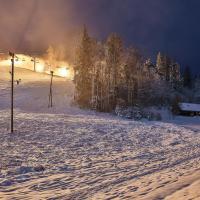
[0,66,200,199]
[0,66,81,115]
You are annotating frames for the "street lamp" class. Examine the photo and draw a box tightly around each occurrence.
[9,52,15,133]
[48,70,54,108]
[31,57,36,71]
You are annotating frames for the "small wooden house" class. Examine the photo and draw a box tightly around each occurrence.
[178,103,200,116]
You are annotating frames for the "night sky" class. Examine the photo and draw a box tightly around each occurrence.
[0,0,200,73]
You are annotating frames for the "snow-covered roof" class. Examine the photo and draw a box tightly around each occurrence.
[179,103,200,112]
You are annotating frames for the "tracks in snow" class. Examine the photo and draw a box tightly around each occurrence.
[0,111,200,199]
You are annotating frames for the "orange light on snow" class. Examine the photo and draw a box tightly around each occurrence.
[0,59,11,67]
[15,60,23,67]
[0,54,73,79]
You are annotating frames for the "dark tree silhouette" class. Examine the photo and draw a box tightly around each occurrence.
[183,66,192,88]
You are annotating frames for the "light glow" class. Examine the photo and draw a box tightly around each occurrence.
[57,67,68,77]
[0,54,74,79]
[35,63,45,72]
[0,59,10,67]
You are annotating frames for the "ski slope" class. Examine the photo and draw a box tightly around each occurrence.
[0,65,81,115]
[0,66,200,199]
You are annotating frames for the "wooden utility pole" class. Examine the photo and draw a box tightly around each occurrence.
[9,52,15,133]
[48,71,54,108]
[33,57,36,71]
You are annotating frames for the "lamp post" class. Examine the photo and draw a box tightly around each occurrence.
[33,57,36,71]
[30,57,36,71]
[9,52,15,133]
[48,70,54,108]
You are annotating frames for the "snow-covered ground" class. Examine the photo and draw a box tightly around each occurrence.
[0,66,200,199]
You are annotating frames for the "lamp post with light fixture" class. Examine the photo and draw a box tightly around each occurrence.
[9,52,15,133]
[33,57,36,71]
[48,70,54,108]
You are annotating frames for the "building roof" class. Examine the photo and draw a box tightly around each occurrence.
[179,103,200,112]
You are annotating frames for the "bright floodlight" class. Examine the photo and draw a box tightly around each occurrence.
[58,67,68,77]
[35,63,45,72]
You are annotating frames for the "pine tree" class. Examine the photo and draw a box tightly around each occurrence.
[156,52,165,78]
[164,56,171,82]
[90,41,105,110]
[124,47,142,106]
[156,52,174,82]
[74,26,94,108]
[170,62,181,89]
[105,33,123,111]
[183,66,192,88]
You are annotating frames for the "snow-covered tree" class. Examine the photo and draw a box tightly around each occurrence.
[124,47,142,106]
[73,28,185,112]
[74,26,95,108]
[105,33,123,111]
[156,52,166,78]
[156,52,180,86]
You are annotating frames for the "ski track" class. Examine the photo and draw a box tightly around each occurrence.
[0,111,200,199]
